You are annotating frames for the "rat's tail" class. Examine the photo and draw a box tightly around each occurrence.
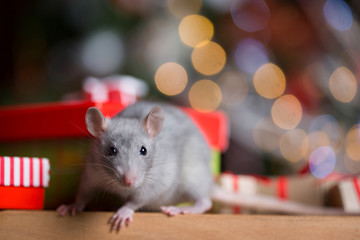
[211,185,357,215]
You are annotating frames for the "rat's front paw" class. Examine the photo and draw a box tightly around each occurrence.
[56,203,84,217]
[109,207,134,232]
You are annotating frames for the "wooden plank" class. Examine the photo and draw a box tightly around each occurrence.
[1,210,360,240]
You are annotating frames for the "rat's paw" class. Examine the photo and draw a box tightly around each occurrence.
[161,199,212,216]
[161,205,203,216]
[109,207,134,232]
[161,206,184,216]
[56,204,84,217]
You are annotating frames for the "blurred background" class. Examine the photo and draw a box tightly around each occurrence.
[1,0,360,178]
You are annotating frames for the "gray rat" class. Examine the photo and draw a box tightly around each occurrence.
[57,101,354,231]
[57,101,213,231]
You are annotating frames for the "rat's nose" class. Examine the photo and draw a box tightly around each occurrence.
[123,173,136,187]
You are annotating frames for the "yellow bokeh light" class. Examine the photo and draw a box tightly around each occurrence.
[279,129,309,162]
[178,14,214,48]
[253,63,286,99]
[344,155,360,173]
[218,71,248,106]
[271,94,302,130]
[311,116,343,152]
[329,66,357,103]
[154,62,188,96]
[191,41,226,76]
[345,124,360,161]
[307,131,331,157]
[188,79,222,112]
[253,117,283,152]
[167,0,202,19]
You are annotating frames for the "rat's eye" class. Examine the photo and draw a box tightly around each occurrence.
[106,146,118,156]
[139,146,147,156]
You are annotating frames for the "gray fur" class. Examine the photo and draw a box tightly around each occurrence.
[79,101,213,211]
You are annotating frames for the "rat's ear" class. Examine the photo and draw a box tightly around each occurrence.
[143,106,164,138]
[86,107,107,137]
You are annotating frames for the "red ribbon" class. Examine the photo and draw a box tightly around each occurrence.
[0,157,4,186]
[277,177,288,200]
[353,178,360,206]
[232,174,241,214]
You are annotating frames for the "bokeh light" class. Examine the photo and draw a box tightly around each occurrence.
[217,71,248,106]
[235,38,269,74]
[308,114,341,150]
[154,62,188,96]
[323,0,353,31]
[167,0,202,19]
[188,79,222,112]
[309,146,336,179]
[253,117,282,152]
[344,155,360,174]
[329,66,357,103]
[231,0,270,32]
[178,14,214,48]
[271,94,302,130]
[253,63,286,99]
[191,41,226,76]
[279,128,309,162]
[345,124,360,161]
[81,30,124,76]
[307,131,331,156]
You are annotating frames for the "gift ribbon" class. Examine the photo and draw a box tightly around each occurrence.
[352,178,360,206]
[0,158,4,186]
[277,176,288,200]
[232,174,241,214]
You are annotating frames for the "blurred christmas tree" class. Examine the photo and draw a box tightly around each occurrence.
[1,0,360,177]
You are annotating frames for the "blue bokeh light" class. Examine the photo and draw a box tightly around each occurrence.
[234,38,269,74]
[231,0,270,32]
[309,146,336,179]
[308,114,340,144]
[323,0,353,31]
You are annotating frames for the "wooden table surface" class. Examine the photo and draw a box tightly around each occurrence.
[1,210,360,240]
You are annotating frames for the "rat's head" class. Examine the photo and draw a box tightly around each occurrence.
[85,106,164,189]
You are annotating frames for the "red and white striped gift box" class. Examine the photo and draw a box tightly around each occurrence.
[332,177,360,213]
[0,156,50,210]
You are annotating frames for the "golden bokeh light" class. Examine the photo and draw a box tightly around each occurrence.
[178,14,214,48]
[271,94,302,130]
[217,71,248,106]
[309,115,343,152]
[253,63,286,99]
[154,62,188,96]
[307,131,331,157]
[188,79,222,112]
[345,124,360,161]
[344,155,360,174]
[322,121,341,149]
[329,66,357,103]
[167,0,202,19]
[279,129,309,162]
[191,41,226,76]
[253,117,283,152]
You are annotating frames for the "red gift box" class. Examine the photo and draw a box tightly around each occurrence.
[0,100,227,151]
[0,156,50,209]
[0,100,227,209]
